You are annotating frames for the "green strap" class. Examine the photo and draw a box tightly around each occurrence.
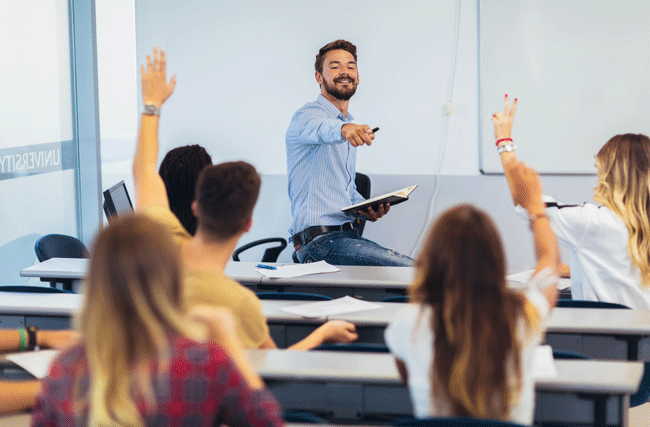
[19,328,26,351]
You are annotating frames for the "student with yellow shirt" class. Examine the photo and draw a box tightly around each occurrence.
[132,47,357,350]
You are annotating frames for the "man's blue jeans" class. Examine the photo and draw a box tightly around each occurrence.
[295,228,413,266]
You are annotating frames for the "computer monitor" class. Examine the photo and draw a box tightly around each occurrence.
[103,180,134,222]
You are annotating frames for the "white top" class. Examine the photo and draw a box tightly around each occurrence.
[385,277,551,425]
[517,196,650,309]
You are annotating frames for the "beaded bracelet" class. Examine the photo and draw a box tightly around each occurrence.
[19,328,26,351]
[496,138,513,147]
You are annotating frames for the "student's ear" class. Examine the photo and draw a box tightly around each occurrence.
[244,217,253,233]
[191,201,199,218]
[315,71,323,86]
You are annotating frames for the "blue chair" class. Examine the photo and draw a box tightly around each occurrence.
[256,292,331,301]
[556,299,631,309]
[34,234,88,291]
[393,417,527,427]
[551,350,589,360]
[0,285,72,294]
[315,343,389,353]
[382,295,409,303]
[282,411,327,424]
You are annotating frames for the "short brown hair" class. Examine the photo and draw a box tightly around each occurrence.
[315,39,357,74]
[195,161,261,241]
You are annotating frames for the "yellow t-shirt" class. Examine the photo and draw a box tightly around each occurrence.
[143,205,270,349]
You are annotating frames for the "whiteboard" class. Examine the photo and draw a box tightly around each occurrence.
[479,0,650,174]
[134,0,461,175]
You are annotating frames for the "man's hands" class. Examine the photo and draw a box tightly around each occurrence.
[141,47,176,108]
[358,203,390,222]
[491,94,517,143]
[342,124,375,147]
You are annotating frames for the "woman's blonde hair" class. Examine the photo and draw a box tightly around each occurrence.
[79,214,204,427]
[594,134,650,288]
[410,205,531,419]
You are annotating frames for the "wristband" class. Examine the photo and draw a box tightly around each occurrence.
[497,144,516,154]
[27,326,38,351]
[19,328,26,351]
[496,138,513,147]
[143,103,161,116]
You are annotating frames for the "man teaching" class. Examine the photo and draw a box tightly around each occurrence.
[286,39,412,266]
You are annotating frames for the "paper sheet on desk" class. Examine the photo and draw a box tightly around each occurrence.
[256,260,340,278]
[279,296,382,318]
[532,345,558,378]
[507,269,571,290]
[5,349,59,379]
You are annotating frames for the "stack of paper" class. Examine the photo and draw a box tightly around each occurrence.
[279,296,382,318]
[5,349,59,379]
[255,260,340,278]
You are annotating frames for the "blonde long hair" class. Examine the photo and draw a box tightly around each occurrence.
[594,134,650,288]
[79,215,204,427]
[410,205,531,419]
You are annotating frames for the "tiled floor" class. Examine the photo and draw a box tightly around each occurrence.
[629,401,650,427]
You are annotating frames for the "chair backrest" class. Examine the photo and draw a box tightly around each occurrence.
[233,237,287,262]
[354,172,372,236]
[393,417,527,427]
[34,234,89,262]
[556,300,630,309]
[552,350,589,360]
[256,292,331,301]
[315,343,389,353]
[382,295,409,303]
[0,285,72,294]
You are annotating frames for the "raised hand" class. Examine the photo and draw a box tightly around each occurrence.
[141,47,176,108]
[491,94,517,142]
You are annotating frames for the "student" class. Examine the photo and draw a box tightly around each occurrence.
[385,161,559,424]
[159,144,213,235]
[133,47,357,349]
[494,95,650,309]
[31,215,283,427]
[0,329,77,414]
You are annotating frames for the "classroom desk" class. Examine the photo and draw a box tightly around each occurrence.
[248,349,643,426]
[2,292,650,360]
[20,259,413,301]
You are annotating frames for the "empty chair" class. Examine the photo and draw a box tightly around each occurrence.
[256,292,331,301]
[382,295,409,303]
[315,343,389,353]
[233,237,287,262]
[34,234,88,291]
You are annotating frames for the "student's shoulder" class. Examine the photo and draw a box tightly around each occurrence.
[47,343,87,377]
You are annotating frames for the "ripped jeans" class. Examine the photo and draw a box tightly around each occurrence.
[295,228,413,266]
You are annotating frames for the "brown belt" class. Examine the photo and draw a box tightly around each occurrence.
[291,222,355,251]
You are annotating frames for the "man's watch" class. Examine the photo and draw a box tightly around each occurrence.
[27,326,38,351]
[143,103,161,116]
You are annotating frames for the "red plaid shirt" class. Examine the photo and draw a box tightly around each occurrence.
[30,336,284,427]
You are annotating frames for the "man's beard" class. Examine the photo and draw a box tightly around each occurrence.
[323,78,357,101]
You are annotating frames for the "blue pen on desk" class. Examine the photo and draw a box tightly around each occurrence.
[256,264,277,270]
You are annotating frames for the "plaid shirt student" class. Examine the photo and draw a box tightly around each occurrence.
[30,336,284,427]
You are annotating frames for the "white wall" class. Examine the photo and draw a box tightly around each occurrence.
[97,0,598,270]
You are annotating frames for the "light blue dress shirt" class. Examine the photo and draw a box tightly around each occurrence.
[286,95,365,236]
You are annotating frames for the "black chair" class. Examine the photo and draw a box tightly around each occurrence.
[556,300,631,309]
[232,237,287,262]
[256,292,331,301]
[354,172,371,237]
[393,417,527,427]
[282,411,327,424]
[315,343,389,353]
[34,234,89,291]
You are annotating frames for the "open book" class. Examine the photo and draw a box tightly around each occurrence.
[342,185,417,214]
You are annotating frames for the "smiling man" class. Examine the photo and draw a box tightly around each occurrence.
[286,39,412,266]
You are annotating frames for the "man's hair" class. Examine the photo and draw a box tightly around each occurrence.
[195,161,261,241]
[315,39,357,74]
[159,145,213,235]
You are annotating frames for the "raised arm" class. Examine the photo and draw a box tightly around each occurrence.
[492,94,520,205]
[133,47,176,211]
[506,159,559,307]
